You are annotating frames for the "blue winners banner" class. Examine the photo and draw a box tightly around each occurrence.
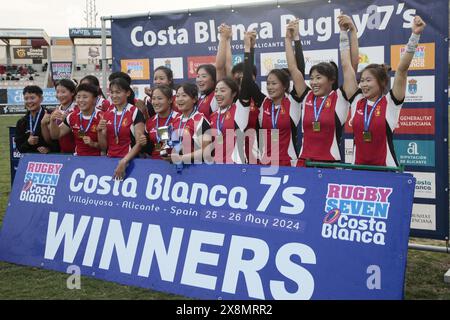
[0,154,415,299]
[111,0,449,240]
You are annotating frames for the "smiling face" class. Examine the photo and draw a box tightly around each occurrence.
[152,88,172,115]
[266,74,285,101]
[76,90,96,113]
[24,93,43,113]
[196,68,215,94]
[310,69,333,97]
[360,70,383,101]
[215,81,236,109]
[56,85,74,107]
[153,69,170,87]
[176,86,196,114]
[109,84,130,107]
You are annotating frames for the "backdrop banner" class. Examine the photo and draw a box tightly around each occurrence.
[110,0,449,239]
[0,154,415,299]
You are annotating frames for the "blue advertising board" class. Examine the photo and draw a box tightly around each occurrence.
[0,154,415,299]
[7,88,58,105]
[111,0,449,239]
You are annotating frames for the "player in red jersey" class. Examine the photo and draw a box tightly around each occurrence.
[166,83,212,165]
[240,30,304,167]
[49,83,102,156]
[210,77,249,164]
[97,78,145,179]
[215,23,260,164]
[41,79,78,154]
[196,64,218,121]
[343,15,426,166]
[144,66,179,118]
[79,75,112,112]
[138,85,179,159]
[285,17,357,166]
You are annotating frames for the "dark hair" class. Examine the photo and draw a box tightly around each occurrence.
[196,64,217,86]
[362,64,391,95]
[76,83,99,98]
[267,69,291,93]
[80,75,100,87]
[109,78,135,105]
[23,85,43,96]
[152,84,173,100]
[309,62,339,91]
[232,62,257,78]
[56,79,76,95]
[217,77,239,102]
[80,75,106,98]
[108,71,132,85]
[154,66,174,88]
[176,82,199,102]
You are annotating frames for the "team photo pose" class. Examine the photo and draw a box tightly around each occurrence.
[144,66,179,118]
[15,86,57,154]
[342,15,426,166]
[209,77,249,164]
[97,78,145,179]
[166,82,212,165]
[41,79,78,154]
[139,84,179,159]
[285,16,358,166]
[48,84,103,156]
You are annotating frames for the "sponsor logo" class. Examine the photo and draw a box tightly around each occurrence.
[321,183,392,246]
[406,172,436,199]
[357,46,385,72]
[153,57,184,79]
[395,108,434,134]
[20,162,63,204]
[120,59,150,80]
[408,79,417,94]
[394,140,435,167]
[391,76,435,103]
[410,204,436,231]
[391,43,435,71]
[232,54,244,66]
[260,52,287,76]
[187,56,216,78]
[304,49,339,74]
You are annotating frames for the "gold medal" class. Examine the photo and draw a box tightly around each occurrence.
[115,136,119,144]
[363,131,372,142]
[216,135,224,145]
[312,121,321,132]
[78,131,85,138]
[155,143,162,150]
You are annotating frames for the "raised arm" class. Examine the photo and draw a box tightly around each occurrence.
[285,19,307,97]
[392,16,426,101]
[216,24,232,82]
[239,30,266,106]
[338,14,359,98]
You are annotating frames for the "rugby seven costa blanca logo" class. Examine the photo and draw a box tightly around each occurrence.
[20,162,63,205]
[321,183,393,246]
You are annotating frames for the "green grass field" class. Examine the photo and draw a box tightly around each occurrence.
[0,115,449,299]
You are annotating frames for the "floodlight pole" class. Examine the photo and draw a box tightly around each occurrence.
[101,17,107,93]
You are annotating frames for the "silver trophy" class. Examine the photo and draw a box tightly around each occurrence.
[157,125,172,157]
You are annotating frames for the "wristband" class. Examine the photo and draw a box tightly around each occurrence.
[406,33,420,53]
[339,31,350,50]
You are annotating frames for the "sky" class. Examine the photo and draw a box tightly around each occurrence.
[0,0,266,37]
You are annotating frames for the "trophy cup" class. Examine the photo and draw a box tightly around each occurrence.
[157,125,172,157]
